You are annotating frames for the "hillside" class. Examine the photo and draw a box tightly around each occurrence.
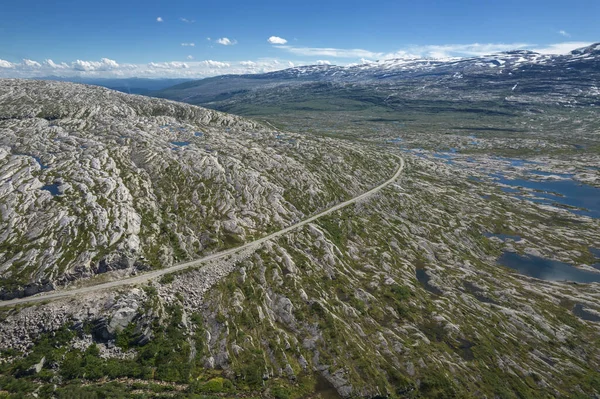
[0,79,397,299]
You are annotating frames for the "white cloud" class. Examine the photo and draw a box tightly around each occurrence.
[276,45,380,59]
[0,41,594,80]
[148,61,189,69]
[216,37,236,46]
[533,41,593,54]
[187,55,194,60]
[180,18,194,23]
[273,42,588,60]
[0,56,301,78]
[22,59,42,68]
[268,36,287,45]
[559,30,571,38]
[181,42,195,47]
[156,17,163,22]
[72,58,119,71]
[0,60,15,68]
[44,59,68,69]
[201,60,230,68]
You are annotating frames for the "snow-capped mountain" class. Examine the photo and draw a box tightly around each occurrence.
[154,43,600,106]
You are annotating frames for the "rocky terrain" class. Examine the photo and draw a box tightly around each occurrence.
[0,58,600,399]
[0,79,397,299]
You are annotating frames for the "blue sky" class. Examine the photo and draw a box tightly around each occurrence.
[0,0,598,78]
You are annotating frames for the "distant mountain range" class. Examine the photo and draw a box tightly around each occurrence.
[151,43,600,112]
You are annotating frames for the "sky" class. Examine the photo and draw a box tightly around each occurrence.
[0,0,598,79]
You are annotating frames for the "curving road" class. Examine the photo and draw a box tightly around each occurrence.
[0,155,404,308]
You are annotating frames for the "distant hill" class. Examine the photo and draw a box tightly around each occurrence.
[151,43,600,116]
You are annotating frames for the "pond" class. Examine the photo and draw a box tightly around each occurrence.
[572,304,600,322]
[416,269,443,295]
[41,183,60,196]
[494,174,600,219]
[170,141,190,147]
[497,251,600,283]
[33,156,49,170]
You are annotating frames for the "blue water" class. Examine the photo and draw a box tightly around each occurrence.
[33,156,48,170]
[484,232,521,241]
[530,170,575,178]
[573,304,600,321]
[495,175,600,218]
[591,248,600,270]
[171,141,190,147]
[416,269,443,295]
[194,132,203,137]
[498,251,600,283]
[495,157,537,167]
[42,183,60,196]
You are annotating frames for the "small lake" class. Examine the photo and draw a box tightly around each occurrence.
[170,141,190,147]
[497,251,600,283]
[33,156,49,170]
[494,175,600,219]
[416,269,442,295]
[41,183,60,196]
[573,304,600,322]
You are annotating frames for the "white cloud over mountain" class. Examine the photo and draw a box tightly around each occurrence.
[275,41,592,60]
[0,58,295,78]
[0,42,592,79]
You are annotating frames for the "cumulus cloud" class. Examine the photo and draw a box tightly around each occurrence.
[559,30,571,37]
[73,58,119,71]
[44,59,69,69]
[22,59,42,68]
[148,61,189,69]
[0,56,301,78]
[1,41,593,80]
[181,42,195,47]
[156,17,163,22]
[180,17,194,23]
[216,37,236,46]
[201,60,230,68]
[0,60,15,68]
[268,36,287,45]
[187,55,194,60]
